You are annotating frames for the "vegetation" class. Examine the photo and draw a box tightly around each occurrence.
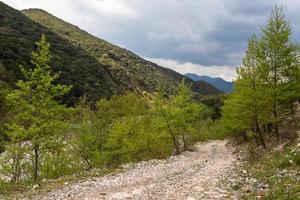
[222,7,300,199]
[0,34,214,192]
[222,7,300,146]
[0,2,221,109]
[22,8,222,97]
[0,3,299,199]
[2,34,73,182]
[242,142,300,200]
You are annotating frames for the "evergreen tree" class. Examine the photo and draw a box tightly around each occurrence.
[5,34,72,181]
[222,36,271,147]
[256,7,299,138]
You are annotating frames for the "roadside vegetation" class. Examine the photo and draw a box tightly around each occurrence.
[0,34,217,197]
[222,7,300,199]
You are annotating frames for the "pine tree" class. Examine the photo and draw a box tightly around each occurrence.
[5,34,72,181]
[256,7,298,138]
[222,36,270,147]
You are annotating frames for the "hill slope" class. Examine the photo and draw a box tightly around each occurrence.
[185,73,234,93]
[0,2,221,105]
[22,8,221,96]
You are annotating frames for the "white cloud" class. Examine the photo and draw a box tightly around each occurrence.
[146,58,237,81]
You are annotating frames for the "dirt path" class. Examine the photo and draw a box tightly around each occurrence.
[38,140,239,200]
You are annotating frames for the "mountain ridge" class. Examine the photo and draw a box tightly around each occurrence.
[185,73,234,93]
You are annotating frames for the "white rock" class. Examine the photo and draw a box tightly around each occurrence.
[110,192,132,199]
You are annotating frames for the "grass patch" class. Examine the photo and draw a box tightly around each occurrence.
[241,142,300,200]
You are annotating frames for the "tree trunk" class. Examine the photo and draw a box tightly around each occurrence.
[33,144,39,182]
[290,98,295,120]
[254,135,259,146]
[182,135,187,151]
[161,109,179,155]
[255,119,266,148]
[273,100,279,140]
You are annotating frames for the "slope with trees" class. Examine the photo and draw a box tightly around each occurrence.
[0,35,212,188]
[0,1,221,108]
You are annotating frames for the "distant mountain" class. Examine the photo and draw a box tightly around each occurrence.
[191,80,223,95]
[185,73,234,93]
[0,2,222,105]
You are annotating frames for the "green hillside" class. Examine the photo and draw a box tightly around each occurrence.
[0,2,221,105]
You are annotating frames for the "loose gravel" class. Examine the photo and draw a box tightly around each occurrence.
[36,140,239,200]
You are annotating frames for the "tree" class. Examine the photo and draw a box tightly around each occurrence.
[71,97,100,169]
[256,7,299,138]
[5,34,72,181]
[153,91,180,155]
[222,7,300,143]
[0,82,10,153]
[170,81,204,150]
[101,92,155,166]
[222,36,268,147]
[154,80,204,154]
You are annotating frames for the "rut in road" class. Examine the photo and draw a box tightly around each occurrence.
[38,140,239,200]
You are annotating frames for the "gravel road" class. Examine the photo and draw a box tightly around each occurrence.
[38,140,239,200]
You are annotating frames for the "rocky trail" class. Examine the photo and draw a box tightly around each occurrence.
[36,140,240,200]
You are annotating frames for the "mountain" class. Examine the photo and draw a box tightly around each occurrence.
[0,2,221,105]
[191,80,223,95]
[185,73,234,93]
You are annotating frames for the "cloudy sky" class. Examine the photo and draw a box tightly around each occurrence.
[3,0,300,81]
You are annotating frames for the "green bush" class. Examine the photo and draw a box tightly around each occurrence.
[293,154,300,166]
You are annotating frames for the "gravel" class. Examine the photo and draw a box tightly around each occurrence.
[34,140,240,200]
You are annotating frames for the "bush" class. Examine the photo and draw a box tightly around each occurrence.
[293,154,300,166]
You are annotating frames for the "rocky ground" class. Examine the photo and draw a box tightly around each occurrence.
[33,140,242,200]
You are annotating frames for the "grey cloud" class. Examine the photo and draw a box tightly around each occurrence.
[3,0,300,70]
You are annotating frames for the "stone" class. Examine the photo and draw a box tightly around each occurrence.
[110,192,132,199]
[33,184,40,190]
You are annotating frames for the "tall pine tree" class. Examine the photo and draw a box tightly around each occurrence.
[256,7,299,138]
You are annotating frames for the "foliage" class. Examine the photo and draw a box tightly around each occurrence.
[198,94,227,120]
[0,82,10,153]
[3,35,73,181]
[221,7,300,145]
[153,81,206,154]
[70,82,207,168]
[255,7,300,138]
[192,119,229,141]
[0,33,211,186]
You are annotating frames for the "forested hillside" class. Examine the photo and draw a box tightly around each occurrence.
[0,2,221,106]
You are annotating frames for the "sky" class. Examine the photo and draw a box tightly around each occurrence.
[3,0,300,81]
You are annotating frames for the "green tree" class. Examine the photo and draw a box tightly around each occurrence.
[0,82,10,153]
[256,7,299,138]
[102,93,155,166]
[71,97,101,169]
[222,36,269,147]
[5,34,72,181]
[154,80,204,154]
